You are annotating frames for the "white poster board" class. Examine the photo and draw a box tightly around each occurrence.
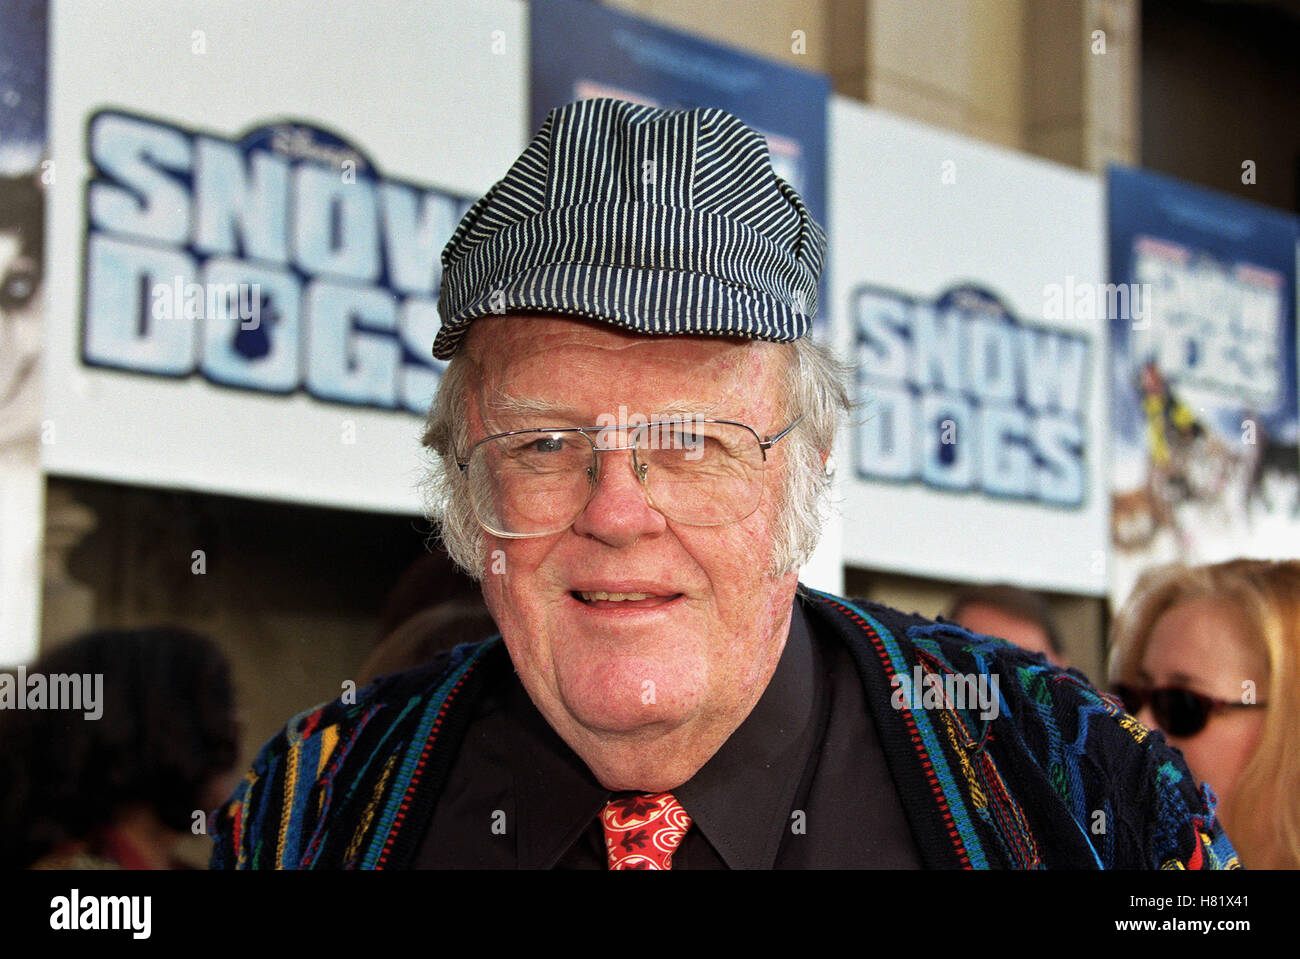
[828,99,1109,595]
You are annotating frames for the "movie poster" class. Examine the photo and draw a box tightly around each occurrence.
[0,0,48,662]
[831,102,1108,595]
[1108,166,1300,608]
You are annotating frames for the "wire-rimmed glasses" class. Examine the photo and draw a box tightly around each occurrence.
[456,416,803,538]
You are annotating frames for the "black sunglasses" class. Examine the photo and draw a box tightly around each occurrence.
[1114,684,1266,737]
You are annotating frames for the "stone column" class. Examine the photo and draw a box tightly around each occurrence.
[1082,0,1140,171]
[830,0,1140,172]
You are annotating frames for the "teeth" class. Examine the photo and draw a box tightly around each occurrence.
[580,591,652,602]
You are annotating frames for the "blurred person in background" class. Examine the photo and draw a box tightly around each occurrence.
[1110,558,1300,869]
[0,626,240,869]
[373,547,488,641]
[360,599,498,683]
[359,548,497,683]
[947,583,1071,669]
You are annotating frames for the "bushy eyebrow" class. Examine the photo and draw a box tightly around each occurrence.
[486,394,583,422]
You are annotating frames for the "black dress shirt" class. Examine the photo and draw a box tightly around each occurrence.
[415,597,922,868]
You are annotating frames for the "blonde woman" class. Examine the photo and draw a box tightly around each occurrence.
[1110,558,1300,868]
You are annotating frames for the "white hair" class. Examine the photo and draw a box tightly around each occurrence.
[419,333,852,579]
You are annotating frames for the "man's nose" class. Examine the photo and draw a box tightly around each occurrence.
[570,448,667,547]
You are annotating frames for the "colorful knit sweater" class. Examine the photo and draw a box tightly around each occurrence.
[209,589,1241,869]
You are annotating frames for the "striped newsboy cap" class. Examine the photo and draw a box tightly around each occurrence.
[431,97,826,359]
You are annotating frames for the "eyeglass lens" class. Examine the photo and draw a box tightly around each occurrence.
[1117,685,1213,737]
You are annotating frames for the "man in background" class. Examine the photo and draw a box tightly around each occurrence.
[947,583,1071,669]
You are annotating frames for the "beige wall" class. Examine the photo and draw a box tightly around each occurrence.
[601,0,1141,172]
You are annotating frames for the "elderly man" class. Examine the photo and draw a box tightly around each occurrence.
[211,98,1237,869]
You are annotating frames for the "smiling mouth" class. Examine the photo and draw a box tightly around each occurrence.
[571,591,683,608]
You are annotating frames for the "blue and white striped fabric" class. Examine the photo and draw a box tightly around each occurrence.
[432,97,827,359]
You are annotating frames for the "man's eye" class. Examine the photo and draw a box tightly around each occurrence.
[509,435,567,457]
[648,424,699,448]
[665,427,724,454]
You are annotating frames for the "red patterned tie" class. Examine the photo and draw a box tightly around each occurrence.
[601,792,692,870]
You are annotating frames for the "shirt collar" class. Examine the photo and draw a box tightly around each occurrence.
[506,680,610,869]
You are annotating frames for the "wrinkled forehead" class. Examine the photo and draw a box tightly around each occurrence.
[462,314,787,422]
